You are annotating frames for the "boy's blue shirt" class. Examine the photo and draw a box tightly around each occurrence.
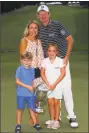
[15,64,35,97]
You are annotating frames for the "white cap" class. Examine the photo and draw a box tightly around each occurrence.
[37,5,49,13]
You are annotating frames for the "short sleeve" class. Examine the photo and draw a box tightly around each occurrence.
[15,67,21,79]
[20,38,27,55]
[57,21,70,38]
[59,58,65,68]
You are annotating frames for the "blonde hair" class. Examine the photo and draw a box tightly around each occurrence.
[46,43,59,56]
[23,20,39,37]
[20,51,33,60]
[47,43,59,51]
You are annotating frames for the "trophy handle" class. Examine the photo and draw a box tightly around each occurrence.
[38,102,42,109]
[36,102,44,113]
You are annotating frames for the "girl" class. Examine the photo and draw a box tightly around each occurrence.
[41,43,66,129]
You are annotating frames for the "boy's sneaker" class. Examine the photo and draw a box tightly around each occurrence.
[47,120,54,129]
[69,118,78,128]
[51,120,60,129]
[15,125,21,133]
[33,123,43,131]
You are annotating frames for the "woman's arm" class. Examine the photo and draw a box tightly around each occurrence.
[19,38,27,55]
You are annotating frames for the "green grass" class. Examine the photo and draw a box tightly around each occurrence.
[1,53,88,132]
[1,5,88,132]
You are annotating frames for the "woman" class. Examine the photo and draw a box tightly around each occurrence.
[20,20,44,87]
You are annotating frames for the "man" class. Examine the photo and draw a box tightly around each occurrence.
[36,4,78,128]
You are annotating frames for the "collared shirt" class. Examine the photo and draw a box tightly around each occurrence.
[41,56,65,84]
[15,64,35,97]
[38,20,70,58]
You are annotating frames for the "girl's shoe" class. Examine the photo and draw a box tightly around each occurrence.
[51,120,60,129]
[47,120,54,129]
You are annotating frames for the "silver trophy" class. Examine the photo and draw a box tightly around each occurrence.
[35,83,48,113]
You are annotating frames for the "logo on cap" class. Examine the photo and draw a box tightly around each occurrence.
[41,5,45,10]
[37,5,49,12]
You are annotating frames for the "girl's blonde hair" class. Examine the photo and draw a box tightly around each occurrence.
[46,43,59,56]
[47,43,59,51]
[23,20,39,37]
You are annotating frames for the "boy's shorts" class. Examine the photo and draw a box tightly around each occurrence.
[17,95,37,112]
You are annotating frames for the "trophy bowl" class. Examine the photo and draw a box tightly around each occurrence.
[35,83,48,113]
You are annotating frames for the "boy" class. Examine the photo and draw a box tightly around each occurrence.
[15,51,42,132]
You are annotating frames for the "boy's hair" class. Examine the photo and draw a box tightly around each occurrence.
[20,51,33,60]
[23,20,39,37]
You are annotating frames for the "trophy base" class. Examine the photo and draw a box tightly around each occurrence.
[36,108,44,113]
